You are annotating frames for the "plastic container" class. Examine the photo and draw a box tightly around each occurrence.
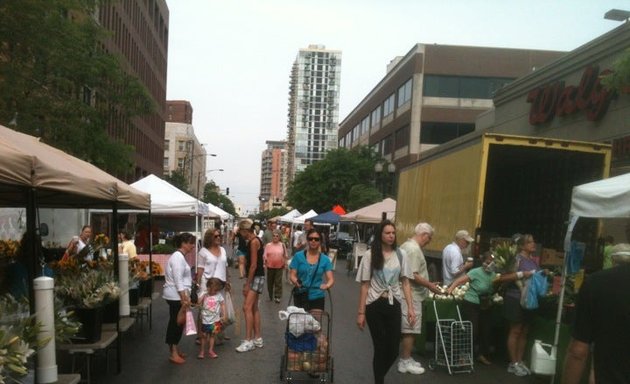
[530,339,556,375]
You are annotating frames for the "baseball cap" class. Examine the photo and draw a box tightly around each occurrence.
[455,230,474,243]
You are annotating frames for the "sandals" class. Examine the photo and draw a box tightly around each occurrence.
[197,354,205,359]
[169,355,185,364]
[208,351,218,359]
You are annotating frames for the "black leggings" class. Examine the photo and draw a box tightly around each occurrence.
[165,299,183,346]
[461,300,493,357]
[365,297,401,384]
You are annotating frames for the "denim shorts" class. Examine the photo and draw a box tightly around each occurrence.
[250,276,265,294]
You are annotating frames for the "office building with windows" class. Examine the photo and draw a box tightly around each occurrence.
[164,100,207,197]
[259,140,288,211]
[286,44,342,183]
[97,0,169,180]
[338,44,565,171]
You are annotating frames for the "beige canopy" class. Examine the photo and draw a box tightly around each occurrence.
[340,198,396,224]
[0,125,149,209]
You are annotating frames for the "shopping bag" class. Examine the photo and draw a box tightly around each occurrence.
[224,291,236,325]
[184,309,197,336]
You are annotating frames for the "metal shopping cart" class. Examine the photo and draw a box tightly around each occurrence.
[428,300,474,374]
[279,291,334,383]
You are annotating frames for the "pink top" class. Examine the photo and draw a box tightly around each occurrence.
[263,242,286,269]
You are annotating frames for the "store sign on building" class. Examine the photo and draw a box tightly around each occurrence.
[526,65,615,125]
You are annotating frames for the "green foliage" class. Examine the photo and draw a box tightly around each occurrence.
[164,170,190,194]
[0,0,155,174]
[254,207,290,221]
[152,243,176,254]
[602,48,630,92]
[202,180,237,217]
[286,146,383,212]
[347,184,382,211]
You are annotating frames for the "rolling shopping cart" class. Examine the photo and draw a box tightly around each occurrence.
[428,300,474,374]
[279,290,334,383]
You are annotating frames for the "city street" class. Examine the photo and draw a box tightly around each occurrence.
[74,256,549,384]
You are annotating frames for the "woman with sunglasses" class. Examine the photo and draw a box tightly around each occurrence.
[447,251,533,366]
[196,228,230,297]
[289,228,334,312]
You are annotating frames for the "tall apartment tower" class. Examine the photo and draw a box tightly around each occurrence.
[259,140,287,211]
[286,45,342,183]
[164,100,207,198]
[97,1,169,180]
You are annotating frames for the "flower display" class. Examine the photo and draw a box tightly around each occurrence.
[52,258,120,309]
[92,234,110,252]
[0,240,20,260]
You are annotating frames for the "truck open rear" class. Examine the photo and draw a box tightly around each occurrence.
[396,133,611,261]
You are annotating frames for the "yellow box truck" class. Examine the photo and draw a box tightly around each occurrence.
[396,132,611,261]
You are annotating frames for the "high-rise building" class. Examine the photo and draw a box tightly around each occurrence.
[259,140,287,211]
[164,100,207,198]
[286,44,342,183]
[338,44,565,174]
[97,0,169,180]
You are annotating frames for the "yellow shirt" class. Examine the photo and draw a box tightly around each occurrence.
[122,240,137,259]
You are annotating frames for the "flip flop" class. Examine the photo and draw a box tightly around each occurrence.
[197,354,205,359]
[169,356,185,364]
[208,351,218,359]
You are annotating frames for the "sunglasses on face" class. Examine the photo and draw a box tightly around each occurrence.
[213,234,222,238]
[307,237,320,242]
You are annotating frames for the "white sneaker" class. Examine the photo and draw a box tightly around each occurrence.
[398,359,425,375]
[507,362,528,377]
[253,337,264,348]
[518,361,531,375]
[235,340,254,352]
[409,358,423,369]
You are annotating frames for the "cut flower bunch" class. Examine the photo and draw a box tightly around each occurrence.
[53,257,120,309]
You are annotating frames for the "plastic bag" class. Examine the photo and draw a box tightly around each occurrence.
[278,306,321,337]
[520,271,549,310]
[224,291,236,326]
[185,308,197,336]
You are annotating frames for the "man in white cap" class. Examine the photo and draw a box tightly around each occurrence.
[562,243,630,384]
[441,230,474,285]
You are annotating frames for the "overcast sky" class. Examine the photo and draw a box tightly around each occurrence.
[165,0,628,214]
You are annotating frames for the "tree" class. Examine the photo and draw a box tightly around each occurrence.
[164,170,190,194]
[254,207,290,222]
[202,180,236,217]
[0,0,154,174]
[602,48,630,93]
[286,146,383,212]
[347,184,383,211]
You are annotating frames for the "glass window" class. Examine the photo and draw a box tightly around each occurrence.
[352,124,360,143]
[424,75,514,98]
[420,122,475,145]
[382,135,393,155]
[361,116,370,135]
[177,157,185,169]
[164,140,169,151]
[397,78,413,107]
[163,157,169,167]
[395,125,410,149]
[177,140,186,151]
[371,106,381,128]
[383,93,395,117]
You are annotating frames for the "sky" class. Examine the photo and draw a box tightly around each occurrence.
[165,0,628,214]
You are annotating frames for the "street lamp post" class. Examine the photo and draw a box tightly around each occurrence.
[374,161,396,198]
[198,169,224,199]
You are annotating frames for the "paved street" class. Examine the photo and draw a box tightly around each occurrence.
[71,258,549,384]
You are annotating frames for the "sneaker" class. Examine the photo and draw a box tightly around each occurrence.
[507,362,528,377]
[235,340,254,353]
[253,337,264,348]
[398,359,425,375]
[408,358,423,369]
[518,361,531,375]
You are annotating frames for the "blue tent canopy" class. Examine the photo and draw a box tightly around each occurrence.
[310,210,340,225]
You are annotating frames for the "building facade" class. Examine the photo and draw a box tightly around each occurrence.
[286,44,342,183]
[486,22,630,179]
[164,100,207,198]
[338,44,565,172]
[259,140,287,211]
[97,0,169,180]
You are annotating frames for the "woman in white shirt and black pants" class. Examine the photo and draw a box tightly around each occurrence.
[162,232,195,364]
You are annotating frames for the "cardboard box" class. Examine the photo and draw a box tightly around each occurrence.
[540,248,564,266]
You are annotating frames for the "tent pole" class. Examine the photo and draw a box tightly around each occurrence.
[112,203,119,275]
[27,188,38,314]
[550,214,578,384]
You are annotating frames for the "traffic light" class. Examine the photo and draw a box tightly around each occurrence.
[225,187,229,195]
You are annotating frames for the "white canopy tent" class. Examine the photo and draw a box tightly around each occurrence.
[292,209,318,225]
[340,198,396,224]
[552,172,630,379]
[207,202,232,220]
[279,209,302,223]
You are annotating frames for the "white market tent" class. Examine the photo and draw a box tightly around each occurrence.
[552,172,630,377]
[279,209,301,223]
[207,202,232,220]
[340,198,396,224]
[131,174,209,216]
[292,209,318,224]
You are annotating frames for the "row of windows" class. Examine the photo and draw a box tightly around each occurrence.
[343,78,413,146]
[420,122,475,145]
[423,75,514,99]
